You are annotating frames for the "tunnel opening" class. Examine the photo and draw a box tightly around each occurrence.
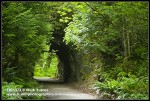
[34,28,75,83]
[50,41,71,83]
[48,28,76,83]
[33,50,59,79]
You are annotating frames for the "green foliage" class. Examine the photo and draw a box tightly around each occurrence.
[2,78,44,100]
[91,68,148,100]
[12,77,25,86]
[2,81,23,100]
[2,2,56,100]
[65,3,148,99]
[2,2,54,81]
[34,52,58,78]
[12,77,39,88]
[2,2,148,100]
[64,2,148,57]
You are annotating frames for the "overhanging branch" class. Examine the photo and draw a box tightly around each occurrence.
[85,2,116,27]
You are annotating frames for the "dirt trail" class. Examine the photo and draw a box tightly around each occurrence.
[34,77,99,100]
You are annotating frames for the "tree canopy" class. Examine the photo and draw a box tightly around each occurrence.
[2,2,148,100]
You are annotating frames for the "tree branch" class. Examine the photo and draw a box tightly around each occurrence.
[85,2,116,27]
[85,2,105,18]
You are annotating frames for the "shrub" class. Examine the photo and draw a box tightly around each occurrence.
[2,81,23,100]
[91,75,148,100]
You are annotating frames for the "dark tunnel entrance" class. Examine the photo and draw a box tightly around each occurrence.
[49,30,72,83]
[34,28,74,83]
[50,43,71,83]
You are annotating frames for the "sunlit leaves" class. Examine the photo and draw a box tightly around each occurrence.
[2,2,54,82]
[2,2,148,100]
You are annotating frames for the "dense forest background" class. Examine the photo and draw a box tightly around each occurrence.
[2,2,148,100]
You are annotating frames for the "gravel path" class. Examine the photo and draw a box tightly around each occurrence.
[34,77,98,100]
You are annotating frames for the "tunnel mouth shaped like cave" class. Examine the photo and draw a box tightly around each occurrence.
[34,26,77,83]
